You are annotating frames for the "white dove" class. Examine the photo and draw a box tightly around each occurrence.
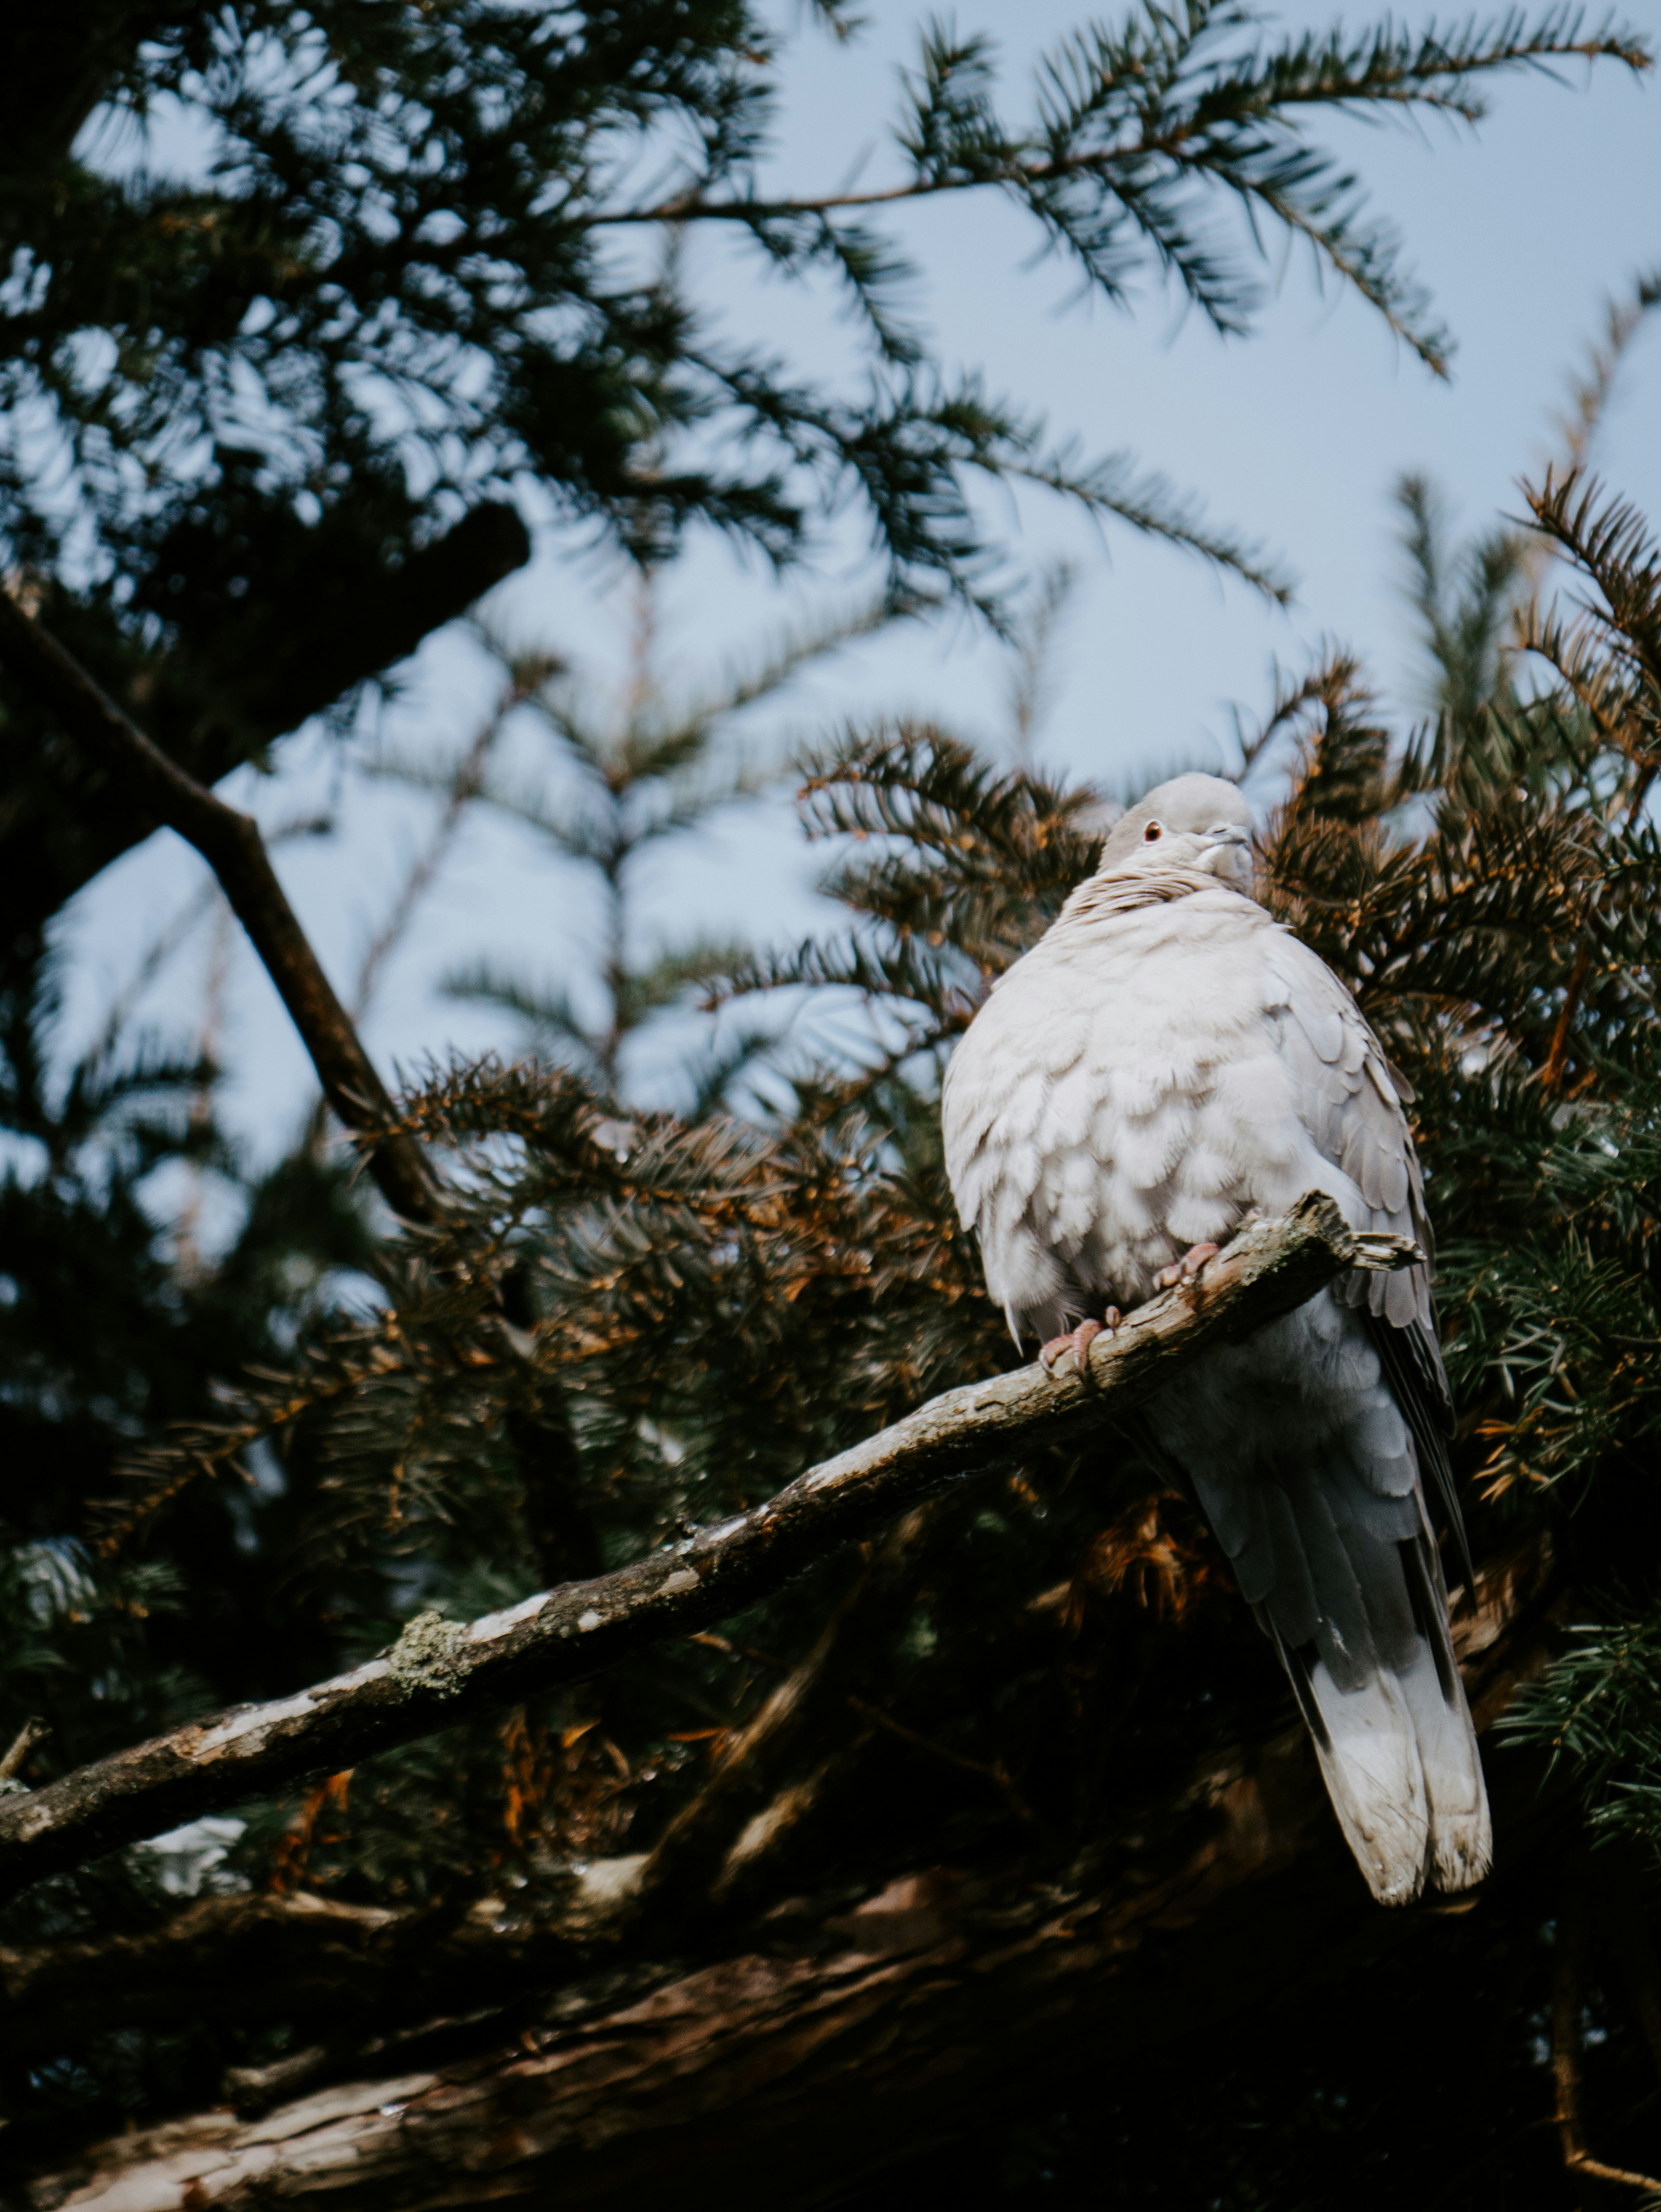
[941,772,1490,1905]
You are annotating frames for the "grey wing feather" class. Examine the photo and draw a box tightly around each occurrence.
[1364,1306,1474,1597]
[1265,939,1434,1316]
[1264,933,1476,1590]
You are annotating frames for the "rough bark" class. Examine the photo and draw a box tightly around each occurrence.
[11,1539,1564,2212]
[0,1197,1411,1903]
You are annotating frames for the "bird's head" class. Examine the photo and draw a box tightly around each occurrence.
[1093,772,1254,897]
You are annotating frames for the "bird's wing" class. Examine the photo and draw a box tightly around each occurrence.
[1259,931,1470,1581]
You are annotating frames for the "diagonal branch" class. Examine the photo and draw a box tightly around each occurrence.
[0,1194,1414,1904]
[0,592,614,1581]
[0,589,443,1224]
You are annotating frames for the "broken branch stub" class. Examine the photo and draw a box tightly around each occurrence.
[0,1195,1412,1901]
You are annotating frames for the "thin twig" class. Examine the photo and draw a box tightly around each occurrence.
[1570,2154,1661,2192]
[0,590,442,1224]
[1543,943,1592,1094]
[684,1631,790,1671]
[591,37,1644,233]
[87,811,334,1073]
[0,1194,1412,1903]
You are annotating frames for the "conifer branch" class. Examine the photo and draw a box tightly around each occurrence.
[0,1196,1417,1903]
[598,17,1648,229]
[595,10,1651,376]
[0,589,444,1225]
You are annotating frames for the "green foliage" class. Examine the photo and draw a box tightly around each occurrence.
[7,28,1661,2175]
[64,448,1661,1882]
[2,0,1646,622]
[1506,1613,1661,1862]
[28,0,1602,990]
[0,942,382,1787]
[27,436,1659,2188]
[9,425,1661,2195]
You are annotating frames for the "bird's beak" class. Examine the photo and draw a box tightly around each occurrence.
[1199,823,1253,890]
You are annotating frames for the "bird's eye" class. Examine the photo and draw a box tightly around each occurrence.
[1143,820,1163,842]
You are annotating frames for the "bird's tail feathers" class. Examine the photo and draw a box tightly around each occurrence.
[1393,1531,1492,1893]
[1278,1632,1430,1906]
[1270,1537,1490,1906]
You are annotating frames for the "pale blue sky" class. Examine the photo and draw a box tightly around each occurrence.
[49,2,1661,1193]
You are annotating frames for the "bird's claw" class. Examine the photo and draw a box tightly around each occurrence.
[1039,1308,1123,1377]
[1040,1318,1103,1376]
[1155,1242,1220,1291]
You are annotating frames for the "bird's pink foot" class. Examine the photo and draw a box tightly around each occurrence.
[1155,1242,1220,1291]
[1040,1318,1103,1376]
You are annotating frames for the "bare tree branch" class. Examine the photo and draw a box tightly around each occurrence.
[0,1195,1412,1903]
[0,1536,1558,2079]
[0,590,443,1224]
